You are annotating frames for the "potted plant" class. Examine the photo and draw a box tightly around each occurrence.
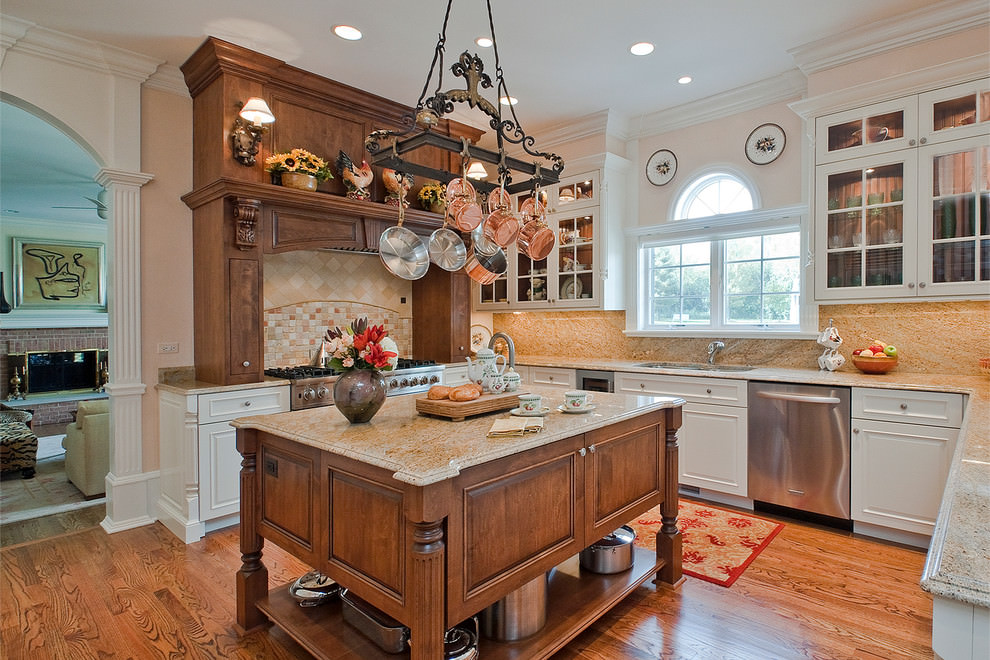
[265,148,334,191]
[417,182,447,214]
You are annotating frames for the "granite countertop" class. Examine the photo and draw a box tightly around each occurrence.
[155,367,289,395]
[231,386,684,487]
[516,355,990,610]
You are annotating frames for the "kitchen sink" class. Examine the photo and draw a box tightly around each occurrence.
[633,362,756,372]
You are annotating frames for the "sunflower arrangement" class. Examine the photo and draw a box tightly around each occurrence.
[417,182,446,209]
[265,148,335,181]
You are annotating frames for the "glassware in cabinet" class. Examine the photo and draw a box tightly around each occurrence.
[919,78,990,144]
[479,277,508,305]
[556,213,595,302]
[517,251,549,302]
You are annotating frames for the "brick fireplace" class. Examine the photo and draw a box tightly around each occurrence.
[1,327,109,424]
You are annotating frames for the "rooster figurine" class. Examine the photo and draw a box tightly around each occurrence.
[382,168,412,208]
[337,150,374,201]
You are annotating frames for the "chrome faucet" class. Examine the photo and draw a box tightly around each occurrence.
[706,340,725,365]
[489,332,515,370]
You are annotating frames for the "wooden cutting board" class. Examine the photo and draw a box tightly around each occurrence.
[415,390,527,421]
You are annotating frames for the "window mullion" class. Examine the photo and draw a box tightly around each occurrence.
[711,239,724,328]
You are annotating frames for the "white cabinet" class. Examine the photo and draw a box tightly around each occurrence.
[158,383,289,542]
[442,364,472,387]
[528,366,575,390]
[851,388,962,537]
[474,155,629,311]
[615,372,748,497]
[814,78,990,301]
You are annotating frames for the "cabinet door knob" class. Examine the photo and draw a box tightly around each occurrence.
[853,428,860,434]
[919,282,927,288]
[242,361,251,367]
[578,447,587,457]
[919,137,927,144]
[908,282,915,289]
[639,383,645,389]
[588,444,596,453]
[908,138,917,146]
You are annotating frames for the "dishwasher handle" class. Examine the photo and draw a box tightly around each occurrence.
[755,391,842,405]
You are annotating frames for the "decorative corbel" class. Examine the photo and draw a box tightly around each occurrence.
[233,198,261,249]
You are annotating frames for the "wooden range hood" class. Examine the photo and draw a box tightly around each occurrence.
[181,37,482,385]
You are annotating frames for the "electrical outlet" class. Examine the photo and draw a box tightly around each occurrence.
[158,342,179,354]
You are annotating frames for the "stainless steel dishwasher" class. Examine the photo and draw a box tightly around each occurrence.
[748,381,851,520]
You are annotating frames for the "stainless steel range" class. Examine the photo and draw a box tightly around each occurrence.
[265,359,445,411]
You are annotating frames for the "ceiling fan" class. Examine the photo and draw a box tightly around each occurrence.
[52,188,108,219]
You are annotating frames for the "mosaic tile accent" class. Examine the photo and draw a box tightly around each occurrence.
[263,251,413,367]
[493,300,989,375]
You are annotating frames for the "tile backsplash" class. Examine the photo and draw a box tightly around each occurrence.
[493,300,989,376]
[263,251,412,367]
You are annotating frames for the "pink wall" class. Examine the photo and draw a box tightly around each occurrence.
[140,87,194,469]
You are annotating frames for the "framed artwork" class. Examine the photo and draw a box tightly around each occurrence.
[12,238,106,310]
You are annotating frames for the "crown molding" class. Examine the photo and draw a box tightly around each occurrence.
[789,54,988,120]
[144,64,191,97]
[631,69,807,140]
[789,0,989,75]
[4,18,160,82]
[0,13,33,61]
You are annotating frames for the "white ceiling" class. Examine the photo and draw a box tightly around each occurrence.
[0,0,975,224]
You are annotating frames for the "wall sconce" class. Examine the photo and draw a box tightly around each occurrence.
[465,160,488,180]
[231,97,275,166]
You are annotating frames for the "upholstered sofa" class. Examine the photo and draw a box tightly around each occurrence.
[63,399,109,497]
[1,404,37,479]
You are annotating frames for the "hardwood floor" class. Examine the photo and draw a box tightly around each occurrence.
[0,511,932,659]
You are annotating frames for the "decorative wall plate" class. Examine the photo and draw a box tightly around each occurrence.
[469,324,491,353]
[745,123,786,165]
[646,149,677,186]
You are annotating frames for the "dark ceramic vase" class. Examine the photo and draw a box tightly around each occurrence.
[332,369,387,423]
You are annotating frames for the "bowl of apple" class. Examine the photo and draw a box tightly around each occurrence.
[851,341,899,374]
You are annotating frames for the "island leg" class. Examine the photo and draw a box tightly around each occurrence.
[236,428,269,632]
[657,408,684,587]
[407,519,446,660]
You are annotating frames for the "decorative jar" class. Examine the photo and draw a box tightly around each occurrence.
[332,369,387,423]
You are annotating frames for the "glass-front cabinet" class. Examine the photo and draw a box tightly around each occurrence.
[475,170,607,309]
[814,78,990,300]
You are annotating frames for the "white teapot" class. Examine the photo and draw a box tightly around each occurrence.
[466,347,507,392]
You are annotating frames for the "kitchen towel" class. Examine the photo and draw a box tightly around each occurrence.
[488,417,543,437]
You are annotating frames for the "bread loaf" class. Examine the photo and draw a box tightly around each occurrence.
[427,385,451,400]
[449,384,482,401]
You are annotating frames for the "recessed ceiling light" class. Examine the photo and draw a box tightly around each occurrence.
[677,75,693,84]
[630,42,654,56]
[475,37,493,48]
[333,25,362,41]
[499,96,518,106]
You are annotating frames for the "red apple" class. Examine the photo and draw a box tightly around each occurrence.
[852,349,863,355]
[868,344,885,354]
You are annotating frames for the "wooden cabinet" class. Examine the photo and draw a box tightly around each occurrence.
[474,156,630,311]
[814,78,990,301]
[235,405,682,660]
[615,372,748,497]
[851,388,963,537]
[412,268,471,363]
[180,37,482,385]
[158,383,289,542]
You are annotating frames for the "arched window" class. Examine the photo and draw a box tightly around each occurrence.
[674,172,755,219]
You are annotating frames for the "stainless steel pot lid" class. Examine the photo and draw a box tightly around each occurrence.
[590,525,636,547]
[380,225,429,280]
[429,227,467,271]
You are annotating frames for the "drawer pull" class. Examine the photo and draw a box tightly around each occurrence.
[244,401,251,407]
[900,403,908,410]
[706,388,712,394]
[639,383,645,389]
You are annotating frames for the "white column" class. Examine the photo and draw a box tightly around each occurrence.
[96,167,154,532]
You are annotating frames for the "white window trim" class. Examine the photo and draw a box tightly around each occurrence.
[624,204,819,339]
[668,164,763,220]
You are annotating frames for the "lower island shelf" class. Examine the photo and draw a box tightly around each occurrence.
[258,546,665,660]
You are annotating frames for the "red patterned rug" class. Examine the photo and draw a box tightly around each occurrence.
[628,499,784,587]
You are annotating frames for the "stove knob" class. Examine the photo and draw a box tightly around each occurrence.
[302,386,316,401]
[390,379,400,388]
[400,378,409,387]
[429,375,440,384]
[417,376,428,385]
[316,385,330,399]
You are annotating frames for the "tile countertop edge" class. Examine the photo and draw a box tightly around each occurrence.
[517,355,990,609]
[231,393,685,488]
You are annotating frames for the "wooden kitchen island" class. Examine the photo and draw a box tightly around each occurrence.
[232,387,684,660]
